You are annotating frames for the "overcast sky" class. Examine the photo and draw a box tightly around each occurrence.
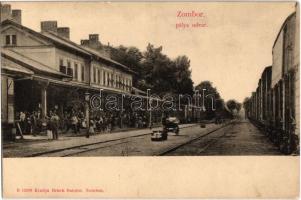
[8,2,296,102]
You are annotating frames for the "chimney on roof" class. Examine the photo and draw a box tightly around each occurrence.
[57,27,70,39]
[0,4,12,22]
[81,34,111,58]
[41,21,58,33]
[12,9,21,24]
[89,34,99,43]
[81,39,89,46]
[87,34,101,49]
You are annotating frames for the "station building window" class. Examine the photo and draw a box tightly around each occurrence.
[115,74,118,88]
[107,73,110,86]
[59,58,66,74]
[67,60,73,76]
[103,71,106,85]
[110,73,113,87]
[81,64,85,82]
[126,79,129,91]
[93,67,96,83]
[74,63,78,80]
[12,35,17,45]
[5,35,10,45]
[59,59,64,66]
[98,69,101,84]
[5,35,17,45]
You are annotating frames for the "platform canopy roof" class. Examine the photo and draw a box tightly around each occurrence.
[1,48,71,79]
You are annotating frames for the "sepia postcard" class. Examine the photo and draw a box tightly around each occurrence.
[0,1,300,199]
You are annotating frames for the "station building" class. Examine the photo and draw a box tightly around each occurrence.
[0,4,136,139]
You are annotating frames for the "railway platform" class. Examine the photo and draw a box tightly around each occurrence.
[3,123,197,157]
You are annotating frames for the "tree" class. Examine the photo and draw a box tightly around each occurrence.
[173,55,194,95]
[226,99,241,114]
[141,43,177,95]
[242,97,250,118]
[195,81,223,119]
[236,102,242,112]
[110,43,194,96]
[110,46,143,70]
[110,45,143,87]
[195,81,222,106]
[243,97,250,111]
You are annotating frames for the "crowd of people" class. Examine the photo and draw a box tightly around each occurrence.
[15,108,153,140]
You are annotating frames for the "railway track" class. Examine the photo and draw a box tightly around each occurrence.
[51,140,131,157]
[27,124,198,157]
[155,121,234,156]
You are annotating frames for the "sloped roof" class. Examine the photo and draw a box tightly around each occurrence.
[41,31,90,56]
[1,20,90,57]
[1,48,70,78]
[2,63,34,75]
[44,31,136,75]
[82,45,136,75]
[1,19,135,75]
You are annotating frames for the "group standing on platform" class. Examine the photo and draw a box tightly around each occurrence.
[15,107,151,140]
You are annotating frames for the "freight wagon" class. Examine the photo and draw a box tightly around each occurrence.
[245,9,299,154]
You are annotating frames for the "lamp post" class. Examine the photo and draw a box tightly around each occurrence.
[84,92,90,138]
[149,98,152,129]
